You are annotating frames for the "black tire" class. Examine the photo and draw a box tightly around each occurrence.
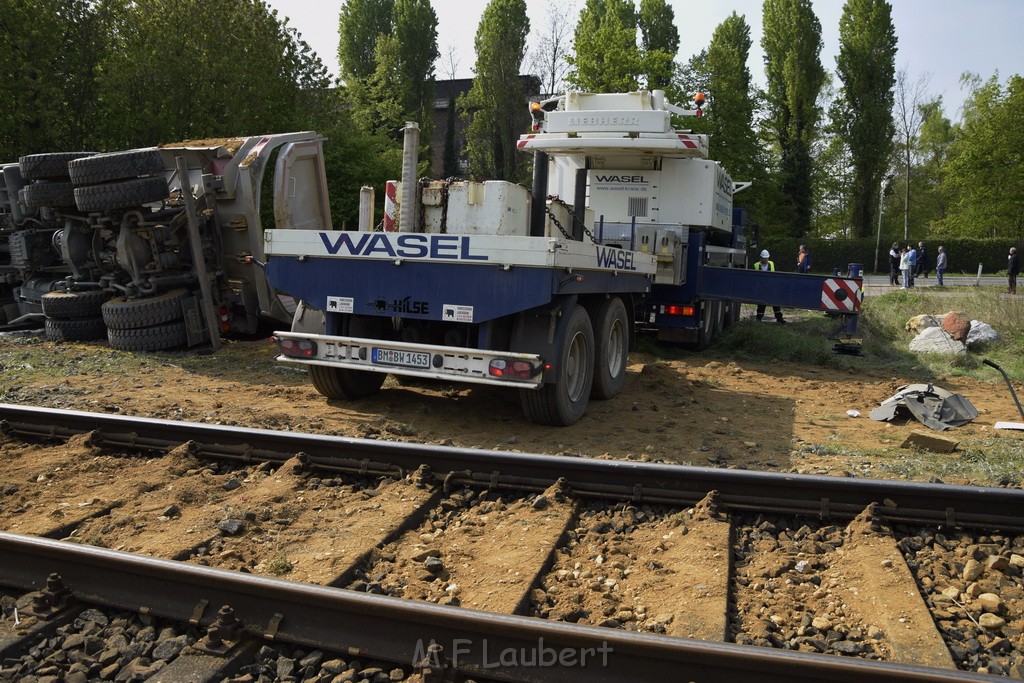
[107,320,187,352]
[723,301,741,329]
[45,316,106,342]
[102,288,188,330]
[711,300,725,338]
[520,305,594,426]
[694,300,722,351]
[41,290,110,320]
[68,148,165,187]
[308,316,387,400]
[590,297,629,400]
[19,152,95,181]
[74,176,169,213]
[22,181,76,208]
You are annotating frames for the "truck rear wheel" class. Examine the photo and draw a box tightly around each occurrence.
[591,297,628,400]
[308,315,387,401]
[45,316,106,342]
[695,300,722,350]
[68,148,164,186]
[42,290,110,319]
[520,305,594,426]
[74,176,169,213]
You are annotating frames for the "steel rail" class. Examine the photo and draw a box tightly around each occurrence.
[0,532,987,683]
[2,402,1023,530]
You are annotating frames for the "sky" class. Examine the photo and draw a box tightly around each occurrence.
[265,0,1024,117]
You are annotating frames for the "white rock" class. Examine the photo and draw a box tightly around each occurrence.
[966,320,1001,348]
[909,326,967,355]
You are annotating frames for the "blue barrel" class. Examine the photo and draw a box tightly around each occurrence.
[848,263,864,278]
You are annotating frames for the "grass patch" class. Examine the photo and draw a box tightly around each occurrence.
[875,435,1024,486]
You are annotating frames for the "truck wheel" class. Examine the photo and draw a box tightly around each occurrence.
[695,301,722,350]
[45,316,107,342]
[712,300,725,338]
[41,290,110,320]
[68,148,164,186]
[591,297,628,400]
[19,152,95,181]
[723,301,740,329]
[74,176,169,213]
[520,305,594,426]
[107,321,187,351]
[307,315,387,400]
[102,289,188,330]
[22,181,76,208]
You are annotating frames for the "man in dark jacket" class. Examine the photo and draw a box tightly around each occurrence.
[916,242,929,279]
[1009,247,1020,295]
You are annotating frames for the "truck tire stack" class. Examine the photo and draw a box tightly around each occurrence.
[68,149,169,213]
[40,290,109,342]
[18,152,94,211]
[102,288,189,351]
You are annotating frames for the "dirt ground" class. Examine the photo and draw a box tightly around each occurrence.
[1,332,1022,482]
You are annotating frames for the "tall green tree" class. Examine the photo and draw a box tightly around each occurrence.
[394,0,439,125]
[462,0,530,181]
[337,0,394,83]
[940,74,1024,239]
[93,0,328,149]
[637,0,678,91]
[761,0,827,237]
[835,0,897,238]
[567,0,640,92]
[0,0,101,158]
[914,97,954,230]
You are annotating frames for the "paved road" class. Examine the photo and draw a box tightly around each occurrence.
[856,274,1009,296]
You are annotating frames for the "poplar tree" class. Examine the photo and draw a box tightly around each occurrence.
[761,0,827,237]
[835,0,897,237]
[337,0,394,83]
[567,0,640,92]
[637,0,678,91]
[462,0,531,181]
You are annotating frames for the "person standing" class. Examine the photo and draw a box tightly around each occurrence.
[888,242,901,286]
[797,245,811,273]
[906,244,917,287]
[901,245,917,288]
[753,250,785,323]
[935,246,948,286]
[916,242,929,279]
[1009,247,1020,295]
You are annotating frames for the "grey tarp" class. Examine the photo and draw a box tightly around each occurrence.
[869,383,979,431]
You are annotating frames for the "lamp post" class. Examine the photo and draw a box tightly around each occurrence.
[873,174,894,273]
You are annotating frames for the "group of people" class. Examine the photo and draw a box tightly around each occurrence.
[888,241,948,287]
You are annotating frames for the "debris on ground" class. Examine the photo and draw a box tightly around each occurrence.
[869,384,979,432]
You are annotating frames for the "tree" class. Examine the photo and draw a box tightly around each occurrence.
[462,0,530,181]
[0,0,101,158]
[893,66,931,239]
[940,74,1024,239]
[93,0,329,149]
[835,0,897,238]
[567,0,640,93]
[527,0,574,97]
[761,0,827,237]
[914,97,954,230]
[337,0,394,83]
[393,0,439,125]
[638,0,678,91]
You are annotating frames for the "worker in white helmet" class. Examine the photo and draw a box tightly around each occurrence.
[752,250,785,323]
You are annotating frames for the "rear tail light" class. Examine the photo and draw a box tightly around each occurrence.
[274,336,317,358]
[489,358,540,380]
[660,305,695,316]
[219,306,231,333]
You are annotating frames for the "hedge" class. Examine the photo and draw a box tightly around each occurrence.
[752,237,1022,275]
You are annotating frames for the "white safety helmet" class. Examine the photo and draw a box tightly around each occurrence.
[760,249,770,259]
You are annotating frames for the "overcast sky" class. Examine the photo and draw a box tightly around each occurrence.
[265,0,1023,117]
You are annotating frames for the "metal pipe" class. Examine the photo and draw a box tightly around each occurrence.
[399,122,420,233]
[358,186,374,231]
[983,359,1024,420]
[530,151,549,237]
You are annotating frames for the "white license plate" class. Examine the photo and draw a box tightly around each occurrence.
[371,347,430,369]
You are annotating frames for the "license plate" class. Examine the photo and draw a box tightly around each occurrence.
[371,347,430,369]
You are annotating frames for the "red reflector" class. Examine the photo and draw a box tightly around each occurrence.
[218,306,231,333]
[661,305,695,316]
[489,358,537,380]
[277,337,317,358]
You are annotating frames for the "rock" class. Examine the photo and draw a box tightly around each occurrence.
[299,650,324,668]
[217,519,245,536]
[963,559,984,582]
[423,557,444,574]
[1011,554,1024,569]
[222,478,242,491]
[152,636,186,661]
[978,593,1004,613]
[276,656,296,678]
[987,555,1011,573]
[906,314,940,334]
[909,326,966,355]
[532,495,549,510]
[410,548,440,562]
[941,311,972,343]
[979,613,1006,630]
[833,640,864,655]
[941,586,961,600]
[390,669,406,681]
[811,616,832,631]
[967,321,1001,348]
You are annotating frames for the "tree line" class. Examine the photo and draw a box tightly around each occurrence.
[1,0,1019,243]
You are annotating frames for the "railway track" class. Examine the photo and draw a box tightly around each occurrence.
[1,403,1021,682]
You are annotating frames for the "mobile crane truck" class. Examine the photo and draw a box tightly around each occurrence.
[264,90,863,426]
